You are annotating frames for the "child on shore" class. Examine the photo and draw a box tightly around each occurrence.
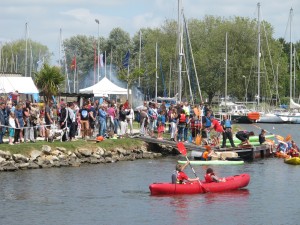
[8,112,16,145]
[38,114,45,137]
[157,110,166,140]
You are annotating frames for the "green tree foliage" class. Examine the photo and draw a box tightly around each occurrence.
[34,64,64,103]
[58,16,297,104]
[106,27,132,67]
[0,39,50,75]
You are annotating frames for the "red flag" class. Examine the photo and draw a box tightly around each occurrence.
[70,56,76,70]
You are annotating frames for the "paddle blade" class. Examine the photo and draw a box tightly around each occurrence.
[177,142,187,156]
[275,135,284,141]
[285,134,292,142]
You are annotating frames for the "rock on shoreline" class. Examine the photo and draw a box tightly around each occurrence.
[0,144,167,172]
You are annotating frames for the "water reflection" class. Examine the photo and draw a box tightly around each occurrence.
[203,189,250,204]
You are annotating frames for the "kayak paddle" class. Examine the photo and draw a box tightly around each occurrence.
[177,142,207,192]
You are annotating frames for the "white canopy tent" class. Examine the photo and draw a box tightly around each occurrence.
[79,77,127,97]
[0,76,39,94]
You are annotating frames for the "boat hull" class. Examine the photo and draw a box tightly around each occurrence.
[257,114,284,123]
[149,174,250,195]
[178,160,244,165]
[284,157,300,165]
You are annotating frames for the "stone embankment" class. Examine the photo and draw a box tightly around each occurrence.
[0,144,170,172]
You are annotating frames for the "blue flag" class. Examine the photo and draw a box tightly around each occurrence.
[122,51,130,68]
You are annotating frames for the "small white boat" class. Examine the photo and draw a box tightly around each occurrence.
[257,113,284,123]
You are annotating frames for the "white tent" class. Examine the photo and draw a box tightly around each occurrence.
[79,77,127,96]
[0,76,39,94]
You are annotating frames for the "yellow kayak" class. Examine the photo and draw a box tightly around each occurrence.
[284,157,300,165]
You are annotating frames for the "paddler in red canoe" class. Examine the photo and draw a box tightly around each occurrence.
[205,168,225,183]
[172,162,199,184]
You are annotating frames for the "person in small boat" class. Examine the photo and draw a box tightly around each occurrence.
[201,145,218,160]
[236,130,255,145]
[172,162,199,184]
[276,140,288,153]
[287,140,299,157]
[204,168,226,183]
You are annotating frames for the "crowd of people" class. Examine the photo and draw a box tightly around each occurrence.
[0,94,137,144]
[138,100,240,148]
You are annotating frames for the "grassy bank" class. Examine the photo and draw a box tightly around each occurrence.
[0,138,144,157]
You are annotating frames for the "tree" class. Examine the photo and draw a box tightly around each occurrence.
[107,28,132,67]
[0,39,50,75]
[34,64,64,103]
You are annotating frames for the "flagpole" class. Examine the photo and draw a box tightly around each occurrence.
[105,51,107,78]
[95,19,100,82]
[94,41,96,84]
[110,48,112,80]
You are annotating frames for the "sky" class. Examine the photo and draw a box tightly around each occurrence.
[0,0,299,65]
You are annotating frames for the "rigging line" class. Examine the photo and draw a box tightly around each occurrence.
[183,12,202,102]
[260,50,273,105]
[157,44,167,97]
[261,20,276,86]
[182,47,194,105]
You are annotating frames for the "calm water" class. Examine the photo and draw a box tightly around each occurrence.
[0,124,299,225]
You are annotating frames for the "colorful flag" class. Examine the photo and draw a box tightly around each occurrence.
[70,56,76,70]
[122,51,130,68]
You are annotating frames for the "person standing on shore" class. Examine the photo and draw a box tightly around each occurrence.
[0,102,7,144]
[221,115,235,148]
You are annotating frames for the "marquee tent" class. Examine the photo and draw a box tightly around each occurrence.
[0,76,39,94]
[79,77,127,96]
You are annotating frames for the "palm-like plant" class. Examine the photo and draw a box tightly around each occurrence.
[34,64,64,103]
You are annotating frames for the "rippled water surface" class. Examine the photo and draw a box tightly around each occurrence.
[0,124,299,225]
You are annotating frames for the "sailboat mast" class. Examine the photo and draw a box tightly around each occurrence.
[225,32,228,107]
[155,42,158,103]
[25,22,28,77]
[178,0,183,102]
[289,8,293,100]
[294,46,296,99]
[257,2,261,107]
[138,30,142,87]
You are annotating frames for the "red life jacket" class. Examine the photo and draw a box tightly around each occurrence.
[204,173,214,183]
[179,113,186,123]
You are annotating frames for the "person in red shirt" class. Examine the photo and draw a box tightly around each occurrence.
[173,162,199,184]
[210,116,224,147]
[204,168,225,183]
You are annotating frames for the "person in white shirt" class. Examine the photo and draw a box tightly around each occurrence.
[126,104,134,135]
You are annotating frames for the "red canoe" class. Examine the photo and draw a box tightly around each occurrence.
[149,173,250,195]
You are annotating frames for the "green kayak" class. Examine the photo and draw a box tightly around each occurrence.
[178,160,244,166]
[226,134,275,144]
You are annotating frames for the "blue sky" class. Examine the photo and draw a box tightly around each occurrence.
[0,0,299,65]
